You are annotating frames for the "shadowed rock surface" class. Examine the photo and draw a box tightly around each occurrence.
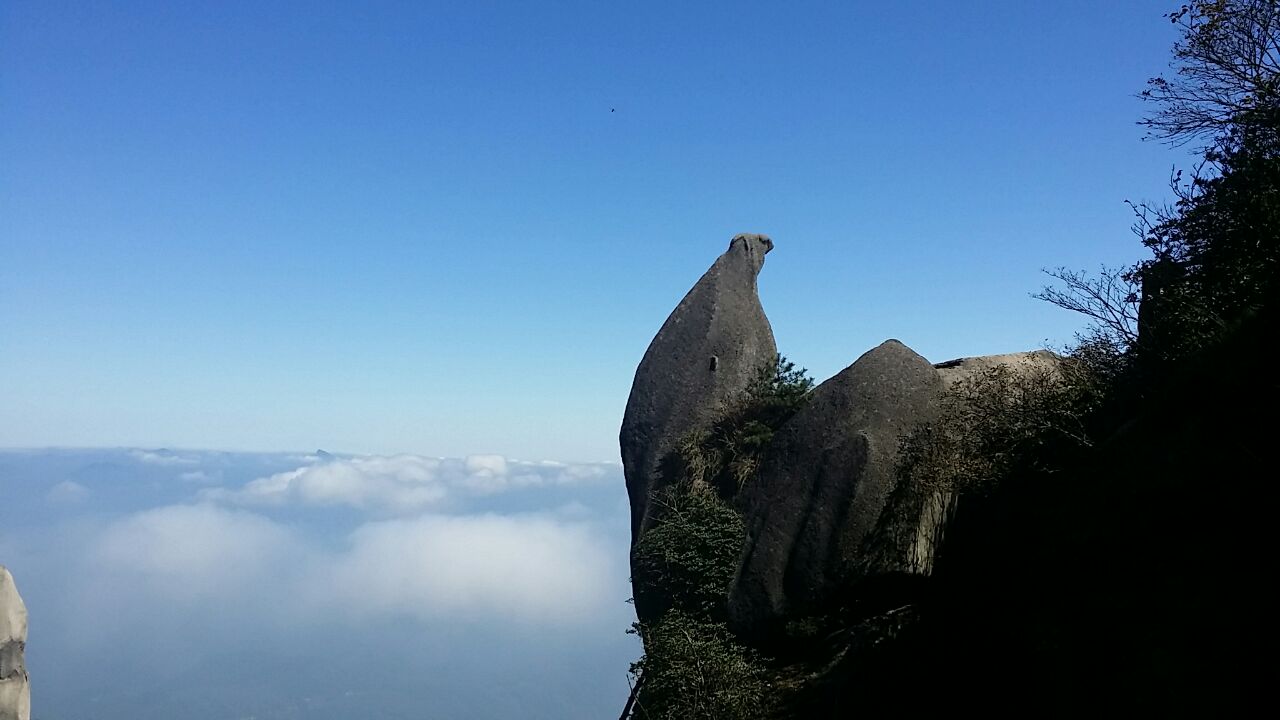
[881,350,1066,575]
[620,234,777,546]
[728,340,944,636]
[0,567,29,720]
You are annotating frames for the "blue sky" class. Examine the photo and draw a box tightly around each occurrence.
[3,1,1187,460]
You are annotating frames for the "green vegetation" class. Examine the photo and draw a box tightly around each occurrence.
[897,362,1099,496]
[881,4,1280,712]
[626,355,812,719]
[627,487,770,719]
[627,611,768,720]
[631,485,746,620]
[1044,0,1280,374]
[676,355,814,498]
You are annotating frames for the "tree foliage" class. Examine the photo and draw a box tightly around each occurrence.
[1141,0,1280,149]
[1046,0,1280,371]
[898,359,1104,497]
[630,485,745,620]
[625,355,812,719]
[627,461,771,719]
[676,355,814,498]
[1133,119,1280,365]
[627,612,769,720]
[1034,265,1141,351]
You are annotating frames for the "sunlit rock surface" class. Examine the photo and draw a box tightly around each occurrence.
[0,566,29,720]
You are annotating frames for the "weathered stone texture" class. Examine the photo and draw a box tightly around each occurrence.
[0,566,29,720]
[934,349,1060,387]
[620,234,777,544]
[728,340,944,632]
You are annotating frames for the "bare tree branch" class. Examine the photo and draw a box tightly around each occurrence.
[1141,0,1280,150]
[1035,266,1141,349]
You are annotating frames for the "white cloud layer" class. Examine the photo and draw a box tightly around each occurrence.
[201,454,617,512]
[93,504,303,599]
[321,513,613,623]
[129,449,200,465]
[1,448,635,720]
[47,480,91,504]
[82,502,620,627]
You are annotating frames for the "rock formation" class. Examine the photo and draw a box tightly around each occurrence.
[620,233,777,544]
[0,567,29,720]
[728,340,944,633]
[934,349,1060,387]
[620,239,1070,642]
[618,233,1261,715]
[880,350,1065,578]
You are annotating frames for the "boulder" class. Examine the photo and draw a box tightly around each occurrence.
[934,350,1060,387]
[881,350,1065,577]
[620,233,777,545]
[0,566,29,720]
[728,340,944,633]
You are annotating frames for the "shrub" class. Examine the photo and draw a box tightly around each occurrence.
[676,354,814,498]
[631,484,745,620]
[627,355,812,719]
[863,355,1107,575]
[628,611,769,720]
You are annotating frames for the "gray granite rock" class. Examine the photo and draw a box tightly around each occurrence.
[0,567,29,720]
[934,349,1060,388]
[728,340,944,633]
[620,234,777,543]
[866,350,1066,578]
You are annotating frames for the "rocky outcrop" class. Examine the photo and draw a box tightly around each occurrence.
[618,238,1072,642]
[934,349,1060,387]
[620,234,777,544]
[885,348,1064,576]
[728,340,944,634]
[0,567,29,720]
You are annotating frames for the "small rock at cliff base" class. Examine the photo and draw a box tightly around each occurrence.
[728,340,944,637]
[621,234,777,619]
[0,566,30,720]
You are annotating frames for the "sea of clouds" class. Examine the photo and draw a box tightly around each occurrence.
[0,448,638,720]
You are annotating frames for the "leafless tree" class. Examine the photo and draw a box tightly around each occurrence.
[1035,266,1141,349]
[1141,0,1280,148]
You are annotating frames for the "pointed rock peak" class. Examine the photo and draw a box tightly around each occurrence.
[621,234,778,621]
[726,233,774,274]
[813,339,934,400]
[867,338,912,355]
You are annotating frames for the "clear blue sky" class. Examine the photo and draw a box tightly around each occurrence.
[2,0,1187,461]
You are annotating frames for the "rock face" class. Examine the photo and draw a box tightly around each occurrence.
[620,234,777,545]
[728,340,944,633]
[880,350,1065,577]
[934,350,1060,387]
[0,567,29,720]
